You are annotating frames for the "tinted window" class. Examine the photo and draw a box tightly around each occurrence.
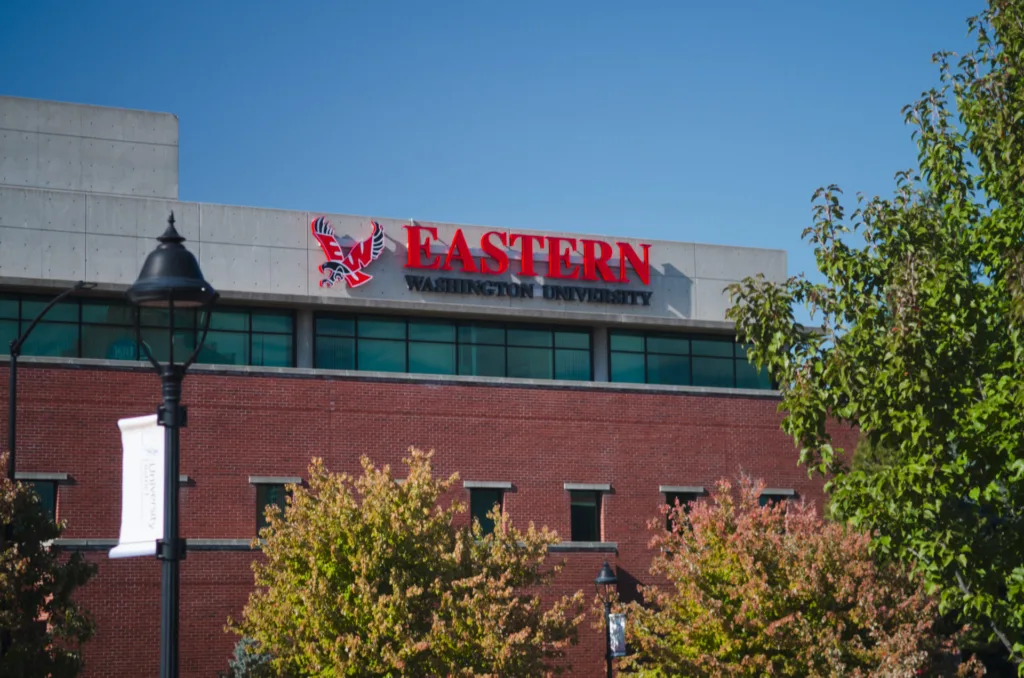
[609,331,773,390]
[25,480,57,521]
[570,491,600,542]
[470,488,503,536]
[256,484,290,533]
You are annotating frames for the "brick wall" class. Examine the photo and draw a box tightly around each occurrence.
[1,362,857,676]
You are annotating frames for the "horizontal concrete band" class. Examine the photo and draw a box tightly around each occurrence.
[563,483,612,492]
[52,538,617,554]
[762,488,797,496]
[463,480,514,489]
[0,354,783,400]
[658,485,705,494]
[248,476,303,485]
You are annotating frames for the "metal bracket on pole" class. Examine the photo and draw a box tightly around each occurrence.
[156,538,188,561]
[157,404,188,428]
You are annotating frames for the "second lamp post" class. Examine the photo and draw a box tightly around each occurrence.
[126,213,217,678]
[596,560,618,678]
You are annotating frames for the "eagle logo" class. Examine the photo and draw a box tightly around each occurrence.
[311,217,386,288]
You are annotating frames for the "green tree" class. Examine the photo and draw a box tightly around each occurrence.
[726,1,1024,668]
[618,477,983,678]
[230,449,584,677]
[0,453,97,677]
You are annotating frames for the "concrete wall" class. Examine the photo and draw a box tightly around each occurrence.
[0,95,178,199]
[0,96,785,327]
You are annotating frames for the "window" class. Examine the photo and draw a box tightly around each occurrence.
[759,488,796,508]
[470,489,503,535]
[1,292,295,367]
[565,483,610,542]
[661,486,703,530]
[255,484,289,532]
[569,491,600,542]
[314,313,592,380]
[25,480,58,521]
[251,476,302,534]
[609,331,772,389]
[15,473,67,522]
[465,481,512,536]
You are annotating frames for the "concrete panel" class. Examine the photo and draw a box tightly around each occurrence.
[0,97,39,132]
[693,244,786,283]
[80,138,177,198]
[200,243,272,293]
[0,187,86,232]
[80,106,128,142]
[121,108,178,146]
[80,105,177,145]
[87,194,198,240]
[0,226,85,279]
[269,247,307,296]
[201,204,307,248]
[42,231,86,280]
[0,130,38,187]
[36,100,83,137]
[86,233,141,284]
[37,133,82,191]
[693,278,735,321]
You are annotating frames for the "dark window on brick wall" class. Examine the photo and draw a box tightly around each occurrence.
[609,331,772,389]
[664,491,700,530]
[570,490,601,542]
[759,493,791,508]
[314,313,592,381]
[469,488,503,536]
[24,480,57,521]
[1,292,295,367]
[256,484,290,533]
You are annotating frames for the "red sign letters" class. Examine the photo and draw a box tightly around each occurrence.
[403,226,652,285]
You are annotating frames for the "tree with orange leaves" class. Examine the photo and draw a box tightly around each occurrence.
[618,477,983,678]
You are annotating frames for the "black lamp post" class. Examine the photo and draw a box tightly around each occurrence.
[595,560,618,678]
[127,213,217,678]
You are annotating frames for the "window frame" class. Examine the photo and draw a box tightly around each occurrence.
[758,488,796,508]
[464,481,512,537]
[313,312,593,381]
[660,485,705,531]
[15,472,69,522]
[1,293,297,368]
[564,483,611,543]
[249,475,302,535]
[608,330,773,389]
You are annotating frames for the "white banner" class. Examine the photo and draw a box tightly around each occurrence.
[109,414,164,559]
[609,613,627,657]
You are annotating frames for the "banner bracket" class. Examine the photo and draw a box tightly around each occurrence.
[156,538,188,561]
[157,404,188,428]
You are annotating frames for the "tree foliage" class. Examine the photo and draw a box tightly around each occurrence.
[0,453,96,677]
[618,477,982,678]
[726,1,1024,668]
[230,449,584,677]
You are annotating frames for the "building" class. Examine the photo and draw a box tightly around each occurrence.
[0,95,852,676]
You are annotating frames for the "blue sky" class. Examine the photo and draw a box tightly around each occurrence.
[1,0,985,292]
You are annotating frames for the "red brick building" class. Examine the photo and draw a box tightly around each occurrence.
[0,96,849,676]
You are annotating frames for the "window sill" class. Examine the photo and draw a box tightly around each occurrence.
[549,541,618,553]
[15,472,70,483]
[248,475,302,485]
[659,485,705,494]
[464,480,513,490]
